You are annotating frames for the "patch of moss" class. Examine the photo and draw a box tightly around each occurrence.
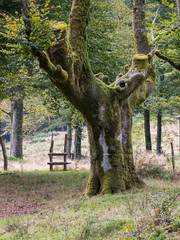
[133,54,148,60]
[51,21,67,30]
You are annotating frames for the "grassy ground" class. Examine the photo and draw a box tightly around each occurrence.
[0,170,179,239]
[0,115,179,239]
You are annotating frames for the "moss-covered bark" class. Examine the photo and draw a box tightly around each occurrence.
[28,0,156,196]
[133,0,150,54]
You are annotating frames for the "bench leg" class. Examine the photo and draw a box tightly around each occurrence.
[64,155,67,171]
[50,156,53,171]
[50,164,53,171]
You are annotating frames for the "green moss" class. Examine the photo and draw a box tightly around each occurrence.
[51,21,67,30]
[94,72,109,85]
[100,167,126,194]
[101,170,114,194]
[84,166,100,196]
[133,54,148,60]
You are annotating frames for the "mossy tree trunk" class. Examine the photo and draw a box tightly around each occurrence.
[24,0,156,195]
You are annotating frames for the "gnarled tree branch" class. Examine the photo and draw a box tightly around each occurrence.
[115,54,151,100]
[37,51,68,82]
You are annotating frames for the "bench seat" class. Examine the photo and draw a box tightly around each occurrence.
[47,162,71,165]
[48,134,72,171]
[48,152,68,156]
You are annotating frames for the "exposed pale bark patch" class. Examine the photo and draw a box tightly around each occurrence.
[99,129,111,173]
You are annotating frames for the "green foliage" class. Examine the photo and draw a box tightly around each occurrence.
[146,0,179,56]
[140,65,180,116]
[88,0,134,81]
[139,0,180,116]
[0,0,22,15]
[1,1,57,54]
[2,216,29,239]
[27,0,58,50]
[0,94,55,138]
[9,156,26,163]
[0,0,60,101]
[0,0,135,129]
[138,165,168,179]
[137,164,180,181]
[41,86,85,129]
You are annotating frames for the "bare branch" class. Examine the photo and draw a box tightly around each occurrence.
[0,108,11,116]
[151,5,162,42]
[150,44,158,56]
[150,26,178,43]
[155,51,180,70]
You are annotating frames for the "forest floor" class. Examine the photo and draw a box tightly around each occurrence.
[0,115,179,239]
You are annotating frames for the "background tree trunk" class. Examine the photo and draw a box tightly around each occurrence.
[144,109,152,151]
[0,122,8,170]
[156,73,164,154]
[156,110,162,154]
[67,121,72,158]
[10,99,23,159]
[177,0,180,30]
[74,122,82,160]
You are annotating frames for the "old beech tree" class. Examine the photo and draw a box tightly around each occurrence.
[25,0,156,196]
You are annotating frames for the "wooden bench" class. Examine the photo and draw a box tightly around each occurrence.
[47,134,71,171]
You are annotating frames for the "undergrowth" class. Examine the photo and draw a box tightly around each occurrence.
[8,156,26,163]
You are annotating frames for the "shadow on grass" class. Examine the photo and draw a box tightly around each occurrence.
[0,170,89,218]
